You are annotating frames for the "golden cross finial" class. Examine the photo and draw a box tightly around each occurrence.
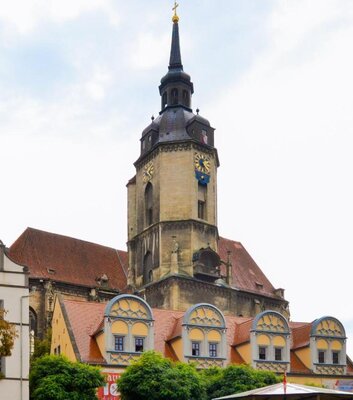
[172,1,179,23]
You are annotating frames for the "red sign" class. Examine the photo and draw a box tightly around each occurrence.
[97,372,121,400]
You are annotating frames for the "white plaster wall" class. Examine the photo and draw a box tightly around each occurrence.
[0,251,29,400]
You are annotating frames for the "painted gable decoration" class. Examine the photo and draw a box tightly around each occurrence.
[186,304,225,328]
[253,311,289,334]
[311,317,346,338]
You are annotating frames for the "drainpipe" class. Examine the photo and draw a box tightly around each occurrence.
[20,294,29,400]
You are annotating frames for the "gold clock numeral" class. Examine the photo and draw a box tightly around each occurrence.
[194,153,210,173]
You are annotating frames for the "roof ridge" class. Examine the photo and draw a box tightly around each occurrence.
[22,227,126,252]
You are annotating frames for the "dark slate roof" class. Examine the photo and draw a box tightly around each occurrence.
[9,227,128,291]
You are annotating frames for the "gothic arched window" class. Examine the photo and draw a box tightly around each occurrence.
[198,182,207,220]
[145,182,153,226]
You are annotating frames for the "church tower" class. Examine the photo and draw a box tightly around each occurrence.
[127,6,288,317]
[127,7,222,309]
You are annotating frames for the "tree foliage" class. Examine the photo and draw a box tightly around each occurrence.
[200,364,280,400]
[29,355,105,400]
[30,328,52,363]
[0,309,18,357]
[117,351,206,400]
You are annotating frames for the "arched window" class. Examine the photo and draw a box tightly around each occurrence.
[104,294,154,366]
[145,182,153,226]
[198,182,207,220]
[162,92,167,109]
[251,310,290,373]
[143,251,153,285]
[182,90,190,107]
[171,88,178,105]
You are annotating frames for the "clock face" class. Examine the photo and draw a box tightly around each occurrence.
[143,161,154,183]
[194,153,210,174]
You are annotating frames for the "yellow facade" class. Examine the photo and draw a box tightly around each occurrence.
[50,300,77,362]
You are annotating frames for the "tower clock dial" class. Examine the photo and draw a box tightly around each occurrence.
[143,161,154,183]
[194,153,210,174]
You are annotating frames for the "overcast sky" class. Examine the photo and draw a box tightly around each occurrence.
[1,1,353,355]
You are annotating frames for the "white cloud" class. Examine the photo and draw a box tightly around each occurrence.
[208,0,353,346]
[129,32,170,70]
[0,0,120,35]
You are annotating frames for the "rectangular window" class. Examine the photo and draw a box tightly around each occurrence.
[275,347,282,361]
[114,336,124,352]
[318,350,325,363]
[332,351,340,365]
[209,343,218,358]
[198,201,205,219]
[192,342,200,356]
[259,346,267,360]
[135,337,144,352]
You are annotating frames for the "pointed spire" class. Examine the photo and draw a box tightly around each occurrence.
[169,10,183,70]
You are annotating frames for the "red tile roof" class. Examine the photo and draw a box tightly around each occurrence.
[290,350,311,374]
[232,318,253,346]
[218,237,280,299]
[290,322,312,349]
[60,298,106,364]
[153,309,184,355]
[9,228,128,290]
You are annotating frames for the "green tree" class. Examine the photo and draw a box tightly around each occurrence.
[200,364,279,400]
[29,355,105,400]
[0,309,18,357]
[117,351,206,400]
[30,328,52,363]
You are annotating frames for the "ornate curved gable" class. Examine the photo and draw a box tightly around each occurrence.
[105,294,153,321]
[252,310,290,334]
[184,303,226,328]
[311,317,346,338]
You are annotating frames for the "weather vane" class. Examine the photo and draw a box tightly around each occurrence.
[172,1,179,23]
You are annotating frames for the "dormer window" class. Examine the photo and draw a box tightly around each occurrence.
[192,342,200,356]
[135,337,144,352]
[259,346,267,360]
[333,351,340,364]
[114,336,124,351]
[310,317,347,374]
[251,310,290,372]
[183,304,226,367]
[209,343,218,358]
[104,294,154,366]
[318,350,325,364]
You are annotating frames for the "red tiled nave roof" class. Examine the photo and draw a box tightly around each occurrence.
[9,227,128,290]
[218,237,280,299]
